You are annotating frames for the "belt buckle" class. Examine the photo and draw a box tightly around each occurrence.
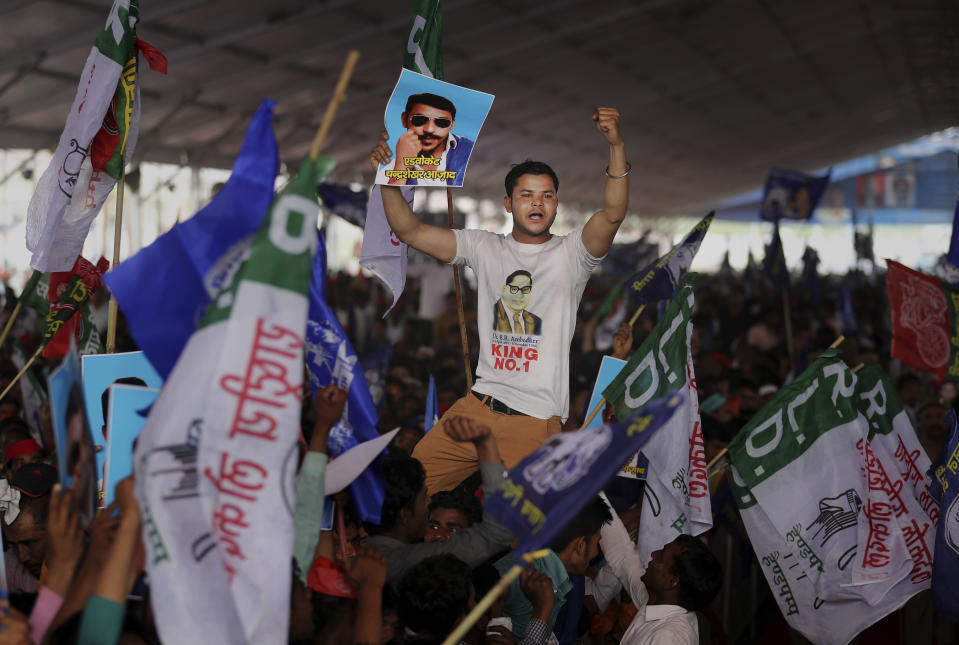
[489,397,508,414]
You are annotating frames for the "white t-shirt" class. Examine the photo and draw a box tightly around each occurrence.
[452,225,602,420]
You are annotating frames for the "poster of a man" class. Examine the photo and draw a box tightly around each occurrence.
[374,69,493,188]
[493,270,542,335]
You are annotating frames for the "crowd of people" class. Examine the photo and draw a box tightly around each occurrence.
[0,108,953,645]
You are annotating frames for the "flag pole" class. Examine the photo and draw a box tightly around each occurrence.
[0,345,43,403]
[105,172,126,353]
[440,549,549,645]
[782,289,794,363]
[0,301,23,348]
[581,397,606,429]
[704,334,848,475]
[309,50,360,161]
[627,303,646,327]
[447,188,472,389]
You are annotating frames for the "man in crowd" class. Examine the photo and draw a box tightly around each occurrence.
[494,497,612,639]
[371,106,629,493]
[599,494,722,643]
[425,488,482,544]
[375,92,474,187]
[366,416,513,587]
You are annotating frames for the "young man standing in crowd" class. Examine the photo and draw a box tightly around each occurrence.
[599,494,722,643]
[371,107,630,494]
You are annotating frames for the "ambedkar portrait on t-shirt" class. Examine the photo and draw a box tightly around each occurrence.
[493,270,542,335]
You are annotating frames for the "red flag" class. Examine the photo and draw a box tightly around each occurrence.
[43,256,109,359]
[886,260,959,380]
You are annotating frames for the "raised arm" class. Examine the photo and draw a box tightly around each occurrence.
[370,131,457,262]
[582,107,629,258]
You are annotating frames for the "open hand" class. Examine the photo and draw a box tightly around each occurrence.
[47,484,84,571]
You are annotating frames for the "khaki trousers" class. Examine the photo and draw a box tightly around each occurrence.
[412,392,561,495]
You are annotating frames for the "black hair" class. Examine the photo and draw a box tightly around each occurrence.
[404,93,456,119]
[504,269,532,287]
[428,489,482,526]
[18,493,50,529]
[548,497,612,553]
[671,534,723,611]
[100,377,148,426]
[504,160,559,198]
[376,455,426,533]
[398,554,472,639]
[470,563,500,599]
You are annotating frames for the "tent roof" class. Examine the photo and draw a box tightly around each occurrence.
[1,0,956,215]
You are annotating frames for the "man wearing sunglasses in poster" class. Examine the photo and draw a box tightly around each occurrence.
[371,107,628,495]
[376,92,473,187]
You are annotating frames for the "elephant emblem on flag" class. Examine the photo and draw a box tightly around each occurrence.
[523,425,612,495]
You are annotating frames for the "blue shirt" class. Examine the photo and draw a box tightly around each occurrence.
[494,549,572,639]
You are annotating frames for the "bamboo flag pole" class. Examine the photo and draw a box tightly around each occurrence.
[105,173,126,353]
[448,188,472,389]
[704,335,849,477]
[0,301,22,348]
[309,50,360,161]
[0,346,42,403]
[627,303,646,327]
[441,550,550,645]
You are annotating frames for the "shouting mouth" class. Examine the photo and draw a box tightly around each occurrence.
[529,212,545,222]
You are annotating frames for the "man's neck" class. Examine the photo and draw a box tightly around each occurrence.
[510,229,553,245]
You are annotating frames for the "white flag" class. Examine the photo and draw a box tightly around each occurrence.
[601,277,712,562]
[25,0,142,272]
[727,352,934,644]
[360,184,414,314]
[135,156,323,643]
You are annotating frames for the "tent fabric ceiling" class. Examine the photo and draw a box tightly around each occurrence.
[0,0,956,216]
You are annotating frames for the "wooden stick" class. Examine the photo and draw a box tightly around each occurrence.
[309,50,360,161]
[105,173,125,354]
[440,550,550,645]
[851,362,864,373]
[447,188,472,390]
[829,335,844,349]
[0,300,22,348]
[0,345,42,403]
[782,290,794,363]
[705,447,727,473]
[581,397,606,429]
[628,303,646,327]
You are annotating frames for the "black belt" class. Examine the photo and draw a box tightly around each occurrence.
[472,390,527,416]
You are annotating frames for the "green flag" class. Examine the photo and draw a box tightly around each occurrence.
[403,0,444,79]
[135,154,323,643]
[20,271,50,318]
[601,274,711,562]
[726,350,934,644]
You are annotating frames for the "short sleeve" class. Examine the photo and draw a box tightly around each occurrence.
[452,228,490,268]
[568,224,604,276]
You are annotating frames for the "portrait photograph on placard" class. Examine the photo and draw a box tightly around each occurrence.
[374,68,493,188]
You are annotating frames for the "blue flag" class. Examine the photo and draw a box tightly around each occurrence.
[104,100,279,378]
[424,374,439,433]
[762,222,790,291]
[800,247,821,307]
[759,168,830,222]
[485,392,683,557]
[626,212,713,306]
[318,182,368,228]
[928,409,959,623]
[947,153,959,268]
[305,231,385,524]
[839,278,858,336]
